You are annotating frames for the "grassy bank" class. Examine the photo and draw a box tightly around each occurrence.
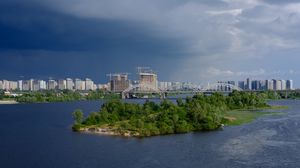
[224,109,285,126]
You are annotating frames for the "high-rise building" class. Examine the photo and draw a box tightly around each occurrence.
[48,80,57,90]
[259,80,266,90]
[286,80,293,90]
[32,80,47,91]
[58,79,67,90]
[273,80,282,91]
[75,79,85,91]
[33,80,40,91]
[251,80,260,90]
[23,80,30,91]
[18,80,23,91]
[159,82,173,91]
[3,80,10,90]
[85,78,94,90]
[281,80,286,90]
[66,78,74,90]
[40,80,47,90]
[21,79,34,91]
[238,81,245,90]
[246,78,252,90]
[266,80,273,90]
[110,74,130,92]
[9,81,18,90]
[138,67,158,91]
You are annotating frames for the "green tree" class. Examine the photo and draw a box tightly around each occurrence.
[73,109,84,124]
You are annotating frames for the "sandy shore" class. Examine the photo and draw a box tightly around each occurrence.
[0,100,18,104]
[79,127,139,137]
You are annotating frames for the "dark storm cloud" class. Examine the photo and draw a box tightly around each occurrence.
[0,1,185,53]
[1,0,300,84]
[0,0,190,81]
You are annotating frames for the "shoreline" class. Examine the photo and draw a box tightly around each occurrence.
[0,100,18,104]
[78,127,140,137]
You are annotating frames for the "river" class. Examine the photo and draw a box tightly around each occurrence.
[0,100,299,168]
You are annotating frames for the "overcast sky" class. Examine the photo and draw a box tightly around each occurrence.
[0,0,300,85]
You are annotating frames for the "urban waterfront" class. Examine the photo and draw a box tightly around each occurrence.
[0,99,300,168]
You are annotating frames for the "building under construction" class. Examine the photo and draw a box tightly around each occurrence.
[108,73,130,92]
[137,67,158,91]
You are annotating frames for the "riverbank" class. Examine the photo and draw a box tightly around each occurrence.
[0,100,18,104]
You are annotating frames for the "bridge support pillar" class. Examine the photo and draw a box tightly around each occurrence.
[160,92,166,99]
[121,92,126,99]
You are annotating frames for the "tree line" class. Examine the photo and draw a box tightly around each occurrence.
[6,90,119,103]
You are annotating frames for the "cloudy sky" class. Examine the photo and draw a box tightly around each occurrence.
[0,0,300,85]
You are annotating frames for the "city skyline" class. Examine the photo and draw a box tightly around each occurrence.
[0,76,295,91]
[1,0,300,85]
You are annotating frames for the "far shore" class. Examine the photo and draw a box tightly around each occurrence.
[0,100,19,104]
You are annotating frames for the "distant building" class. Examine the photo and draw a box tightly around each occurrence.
[18,80,23,91]
[238,81,245,90]
[266,80,273,90]
[85,78,94,90]
[75,79,85,91]
[23,79,34,91]
[40,80,47,90]
[273,79,282,91]
[135,67,159,91]
[182,82,195,90]
[23,80,31,91]
[9,81,18,90]
[58,79,67,90]
[3,80,10,90]
[139,72,158,90]
[286,80,293,90]
[110,74,130,92]
[158,82,173,91]
[33,80,40,91]
[259,80,267,90]
[66,78,74,90]
[246,78,252,90]
[281,80,286,90]
[48,80,57,90]
[251,80,260,90]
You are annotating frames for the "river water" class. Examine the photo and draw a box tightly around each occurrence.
[0,100,299,168]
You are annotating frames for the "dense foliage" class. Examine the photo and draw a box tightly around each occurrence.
[278,91,300,99]
[16,90,83,103]
[73,91,270,137]
[13,90,119,103]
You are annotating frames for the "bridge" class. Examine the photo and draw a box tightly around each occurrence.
[121,82,243,99]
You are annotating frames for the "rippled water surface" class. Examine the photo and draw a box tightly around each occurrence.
[0,100,299,168]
